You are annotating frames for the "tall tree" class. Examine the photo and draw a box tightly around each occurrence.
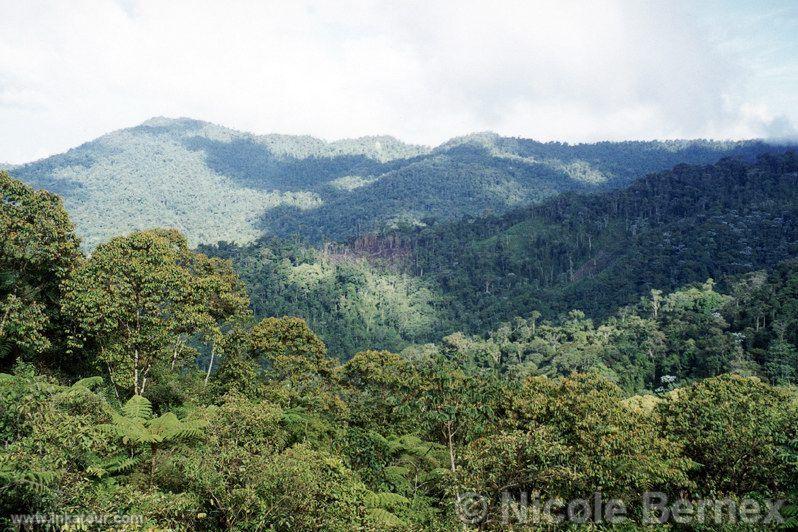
[61,229,248,396]
[0,172,82,370]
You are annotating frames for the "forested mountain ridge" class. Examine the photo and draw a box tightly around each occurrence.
[248,135,789,242]
[208,152,798,356]
[9,116,786,248]
[9,117,428,249]
[397,151,798,330]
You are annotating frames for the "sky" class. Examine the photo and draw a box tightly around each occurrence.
[1,0,796,164]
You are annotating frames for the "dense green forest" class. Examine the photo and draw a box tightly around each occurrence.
[10,117,786,249]
[260,135,788,244]
[402,151,798,328]
[199,238,442,357]
[205,152,798,361]
[2,170,797,529]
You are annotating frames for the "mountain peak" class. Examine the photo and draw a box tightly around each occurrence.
[138,116,203,128]
[439,131,502,151]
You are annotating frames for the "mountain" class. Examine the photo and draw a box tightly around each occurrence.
[402,151,798,331]
[9,117,785,249]
[8,117,427,249]
[206,151,798,356]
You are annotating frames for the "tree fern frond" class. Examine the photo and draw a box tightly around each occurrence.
[281,407,309,425]
[86,455,141,478]
[0,464,57,495]
[148,412,182,440]
[0,338,11,361]
[0,269,16,291]
[173,418,209,439]
[365,508,406,529]
[364,490,410,510]
[109,414,151,444]
[122,395,152,420]
[72,376,104,390]
[383,465,411,488]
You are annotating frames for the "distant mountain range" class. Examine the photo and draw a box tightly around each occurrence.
[7,117,790,249]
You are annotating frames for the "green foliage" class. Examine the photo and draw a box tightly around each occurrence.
[400,152,798,335]
[261,136,783,244]
[10,118,426,250]
[658,374,798,495]
[102,394,208,482]
[4,163,798,529]
[208,152,798,361]
[0,171,82,371]
[61,229,249,396]
[201,238,440,356]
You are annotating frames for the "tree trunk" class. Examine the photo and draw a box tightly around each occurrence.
[204,346,215,385]
[150,442,158,485]
[445,421,460,502]
[133,349,140,395]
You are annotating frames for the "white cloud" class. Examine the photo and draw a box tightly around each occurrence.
[0,0,795,163]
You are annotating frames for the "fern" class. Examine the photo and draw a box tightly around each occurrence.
[86,454,140,478]
[101,395,208,480]
[122,394,153,420]
[0,338,10,361]
[365,508,406,529]
[0,269,15,292]
[0,463,57,496]
[364,491,409,529]
[71,376,104,390]
[106,414,151,444]
[364,491,410,510]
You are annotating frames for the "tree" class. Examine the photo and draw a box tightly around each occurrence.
[506,374,693,500]
[340,350,418,431]
[249,316,333,383]
[0,172,82,370]
[61,229,248,396]
[415,354,503,504]
[659,374,798,495]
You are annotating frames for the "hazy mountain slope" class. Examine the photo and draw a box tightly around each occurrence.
[10,116,785,248]
[10,117,426,249]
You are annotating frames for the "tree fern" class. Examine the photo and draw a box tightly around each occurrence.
[71,376,104,390]
[0,269,16,292]
[365,507,406,529]
[122,394,152,421]
[0,463,57,496]
[85,454,140,478]
[364,490,409,529]
[364,490,410,510]
[0,338,10,361]
[102,394,208,480]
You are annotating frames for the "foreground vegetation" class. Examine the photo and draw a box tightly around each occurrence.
[2,170,797,529]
